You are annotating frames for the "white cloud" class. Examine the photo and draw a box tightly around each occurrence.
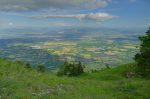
[31,13,118,22]
[0,0,112,12]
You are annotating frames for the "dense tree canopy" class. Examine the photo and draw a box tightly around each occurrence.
[134,27,150,77]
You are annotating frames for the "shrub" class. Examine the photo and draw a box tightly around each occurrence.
[16,60,24,65]
[25,63,32,69]
[37,64,45,72]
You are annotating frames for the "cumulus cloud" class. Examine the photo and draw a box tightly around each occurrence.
[31,13,118,22]
[0,0,112,12]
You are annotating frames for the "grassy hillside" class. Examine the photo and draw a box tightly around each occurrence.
[0,58,150,99]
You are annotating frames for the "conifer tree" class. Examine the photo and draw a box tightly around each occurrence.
[134,27,150,77]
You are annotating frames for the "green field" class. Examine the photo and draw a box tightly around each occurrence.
[0,58,149,98]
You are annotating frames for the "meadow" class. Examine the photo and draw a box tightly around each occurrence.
[0,58,150,98]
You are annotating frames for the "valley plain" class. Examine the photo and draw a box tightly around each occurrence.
[0,28,141,71]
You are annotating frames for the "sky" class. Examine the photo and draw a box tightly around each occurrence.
[0,0,150,30]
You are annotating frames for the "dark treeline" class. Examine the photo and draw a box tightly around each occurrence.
[57,60,84,77]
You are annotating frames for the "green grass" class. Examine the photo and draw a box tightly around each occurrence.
[0,58,150,99]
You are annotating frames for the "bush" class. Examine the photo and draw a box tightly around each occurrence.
[134,27,150,77]
[25,63,32,69]
[16,60,24,65]
[37,64,45,72]
[57,61,84,77]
